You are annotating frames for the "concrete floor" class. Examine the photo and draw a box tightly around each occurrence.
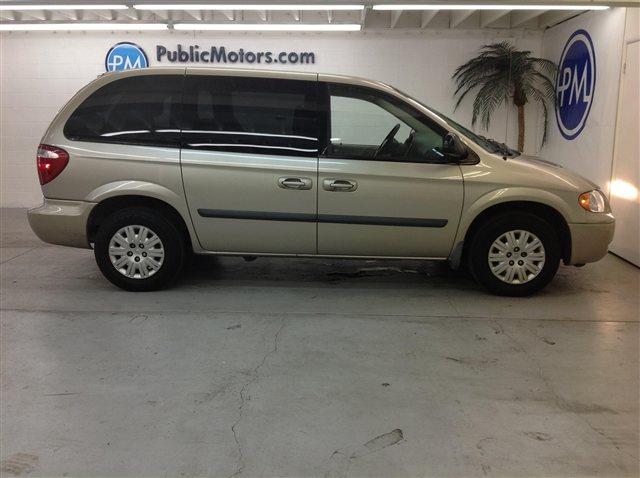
[1,207,638,478]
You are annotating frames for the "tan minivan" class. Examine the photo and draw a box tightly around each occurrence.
[28,67,615,295]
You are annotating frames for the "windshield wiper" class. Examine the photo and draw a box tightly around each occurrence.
[480,136,520,157]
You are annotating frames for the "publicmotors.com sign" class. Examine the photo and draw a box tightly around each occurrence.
[157,44,316,65]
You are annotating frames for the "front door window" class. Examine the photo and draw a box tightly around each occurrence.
[325,84,447,163]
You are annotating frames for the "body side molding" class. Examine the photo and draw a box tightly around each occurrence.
[197,209,448,228]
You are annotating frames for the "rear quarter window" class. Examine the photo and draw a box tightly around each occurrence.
[63,75,183,148]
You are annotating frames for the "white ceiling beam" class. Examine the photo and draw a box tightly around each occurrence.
[117,7,140,20]
[16,9,46,20]
[55,8,82,20]
[91,9,114,20]
[421,9,438,27]
[54,9,78,20]
[151,9,169,20]
[450,9,475,28]
[390,9,404,28]
[510,9,545,27]
[420,9,439,28]
[220,9,235,20]
[190,10,205,21]
[480,9,510,27]
[538,9,580,28]
[31,11,48,20]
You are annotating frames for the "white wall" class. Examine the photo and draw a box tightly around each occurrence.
[539,8,627,189]
[0,29,543,207]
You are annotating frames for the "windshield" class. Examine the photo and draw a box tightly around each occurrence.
[390,86,519,156]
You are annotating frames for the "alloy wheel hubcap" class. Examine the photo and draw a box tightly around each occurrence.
[488,229,545,285]
[108,225,165,279]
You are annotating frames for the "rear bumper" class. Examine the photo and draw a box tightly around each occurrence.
[568,219,615,265]
[27,199,95,249]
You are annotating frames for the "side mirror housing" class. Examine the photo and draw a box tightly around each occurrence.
[443,132,469,161]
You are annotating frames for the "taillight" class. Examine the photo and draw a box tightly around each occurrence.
[37,144,69,185]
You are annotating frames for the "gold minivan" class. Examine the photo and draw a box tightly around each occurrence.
[28,67,615,295]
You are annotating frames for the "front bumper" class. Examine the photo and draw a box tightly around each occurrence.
[27,199,95,249]
[568,219,615,265]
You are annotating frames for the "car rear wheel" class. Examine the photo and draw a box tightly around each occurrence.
[468,213,561,296]
[94,207,185,291]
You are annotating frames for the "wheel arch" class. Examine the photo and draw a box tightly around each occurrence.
[87,195,194,252]
[452,200,571,269]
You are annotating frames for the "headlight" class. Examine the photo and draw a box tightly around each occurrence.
[578,189,607,213]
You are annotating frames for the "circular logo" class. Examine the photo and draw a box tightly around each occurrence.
[105,42,149,72]
[555,29,596,140]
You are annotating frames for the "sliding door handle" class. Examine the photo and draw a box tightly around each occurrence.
[278,177,312,190]
[323,179,358,192]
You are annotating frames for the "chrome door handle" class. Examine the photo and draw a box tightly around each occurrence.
[323,179,357,192]
[278,177,312,190]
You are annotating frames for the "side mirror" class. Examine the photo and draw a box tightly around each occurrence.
[443,132,468,161]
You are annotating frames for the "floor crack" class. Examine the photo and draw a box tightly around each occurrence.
[1,245,43,265]
[583,420,639,462]
[227,318,288,478]
[494,319,639,464]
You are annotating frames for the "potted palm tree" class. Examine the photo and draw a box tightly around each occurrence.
[452,41,557,152]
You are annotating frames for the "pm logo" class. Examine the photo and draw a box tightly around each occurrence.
[556,29,596,140]
[105,42,149,72]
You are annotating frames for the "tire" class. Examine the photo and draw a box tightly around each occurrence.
[94,207,185,291]
[467,212,561,296]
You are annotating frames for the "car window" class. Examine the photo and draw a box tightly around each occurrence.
[331,95,413,147]
[388,86,508,154]
[324,83,446,163]
[64,75,183,148]
[181,75,318,157]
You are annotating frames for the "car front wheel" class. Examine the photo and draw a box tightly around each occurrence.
[468,213,561,296]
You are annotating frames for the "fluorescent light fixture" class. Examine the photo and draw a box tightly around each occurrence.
[0,4,127,10]
[173,23,361,30]
[372,4,610,10]
[134,4,364,10]
[0,22,166,30]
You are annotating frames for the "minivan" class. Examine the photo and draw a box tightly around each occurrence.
[28,67,615,295]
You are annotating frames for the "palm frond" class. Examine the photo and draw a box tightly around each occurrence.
[532,71,557,104]
[530,58,558,76]
[454,71,505,110]
[472,78,510,130]
[452,41,558,149]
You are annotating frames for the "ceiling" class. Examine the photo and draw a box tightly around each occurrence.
[0,1,637,31]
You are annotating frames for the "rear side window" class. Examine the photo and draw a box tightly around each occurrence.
[64,75,183,148]
[181,75,318,157]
